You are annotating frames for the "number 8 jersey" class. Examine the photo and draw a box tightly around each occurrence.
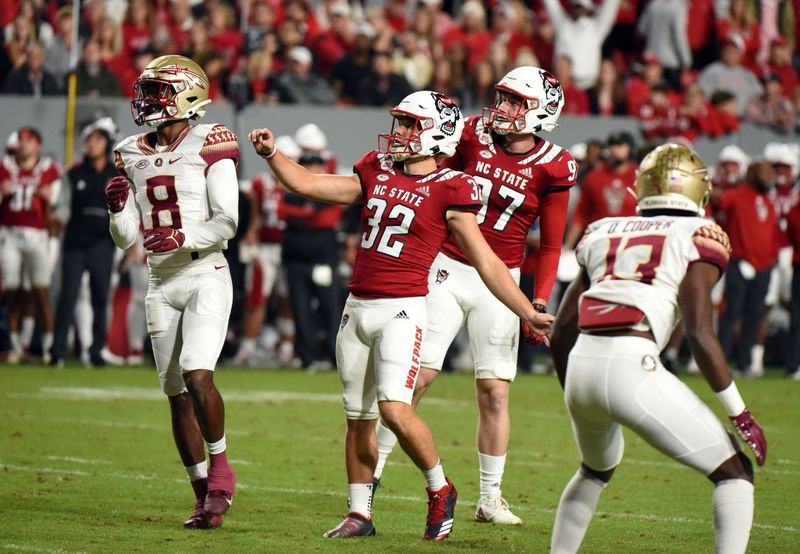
[576,215,731,349]
[113,124,239,270]
[349,151,483,299]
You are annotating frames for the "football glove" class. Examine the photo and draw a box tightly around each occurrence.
[105,176,130,213]
[729,410,767,467]
[144,227,185,253]
[522,302,549,345]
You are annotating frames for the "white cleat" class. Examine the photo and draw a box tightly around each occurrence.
[474,496,522,525]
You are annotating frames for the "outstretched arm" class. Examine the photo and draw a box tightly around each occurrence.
[248,128,362,205]
[447,209,553,341]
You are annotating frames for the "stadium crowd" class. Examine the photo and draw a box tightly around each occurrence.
[4,0,800,138]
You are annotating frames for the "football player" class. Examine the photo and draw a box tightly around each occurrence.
[0,126,61,364]
[248,90,553,540]
[106,55,238,529]
[549,144,767,554]
[373,66,576,525]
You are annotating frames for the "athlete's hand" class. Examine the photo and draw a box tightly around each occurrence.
[144,227,185,253]
[248,128,276,159]
[105,176,130,213]
[522,300,551,345]
[730,410,767,466]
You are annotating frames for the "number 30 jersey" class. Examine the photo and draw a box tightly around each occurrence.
[113,124,239,268]
[350,151,482,299]
[576,215,731,349]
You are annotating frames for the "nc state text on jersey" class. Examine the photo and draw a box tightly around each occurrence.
[372,184,426,207]
[475,161,528,190]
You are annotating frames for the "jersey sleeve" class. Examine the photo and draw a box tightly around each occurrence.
[353,150,381,199]
[690,223,731,275]
[201,125,239,170]
[534,186,571,301]
[544,149,577,194]
[445,172,482,213]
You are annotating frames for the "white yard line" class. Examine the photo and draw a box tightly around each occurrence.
[3,544,85,554]
[45,456,111,465]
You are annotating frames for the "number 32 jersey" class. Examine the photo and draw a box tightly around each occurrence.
[576,215,731,349]
[350,151,482,299]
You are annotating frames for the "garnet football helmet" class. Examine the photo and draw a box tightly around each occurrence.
[131,55,211,127]
[379,91,463,162]
[635,144,711,215]
[483,66,564,135]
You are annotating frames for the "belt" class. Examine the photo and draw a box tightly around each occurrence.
[585,328,656,342]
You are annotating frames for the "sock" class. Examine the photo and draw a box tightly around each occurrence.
[750,345,764,373]
[478,452,506,500]
[550,469,607,554]
[237,337,256,356]
[10,332,21,353]
[374,420,398,479]
[20,316,34,347]
[277,317,295,337]
[206,435,227,456]
[348,483,373,519]
[713,479,754,554]
[424,461,447,491]
[42,332,53,354]
[186,461,209,500]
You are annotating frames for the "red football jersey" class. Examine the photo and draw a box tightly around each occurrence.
[251,172,286,244]
[440,115,576,300]
[0,156,61,229]
[349,151,482,299]
[571,163,638,228]
[770,184,800,248]
[718,185,779,272]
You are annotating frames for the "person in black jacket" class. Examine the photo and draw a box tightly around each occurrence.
[50,118,119,366]
[2,42,61,96]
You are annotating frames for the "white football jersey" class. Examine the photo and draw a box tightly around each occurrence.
[576,215,731,349]
[114,124,239,269]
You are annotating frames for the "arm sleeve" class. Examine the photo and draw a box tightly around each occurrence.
[595,0,622,38]
[534,189,570,301]
[543,0,568,28]
[673,6,692,67]
[180,158,239,250]
[54,172,71,222]
[109,192,141,250]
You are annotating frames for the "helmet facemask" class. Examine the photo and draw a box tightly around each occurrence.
[378,112,432,162]
[131,79,180,127]
[483,88,532,135]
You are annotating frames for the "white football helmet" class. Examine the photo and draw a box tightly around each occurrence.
[378,90,463,162]
[716,144,749,184]
[131,54,211,127]
[763,142,798,186]
[275,135,302,162]
[483,66,564,135]
[294,123,328,152]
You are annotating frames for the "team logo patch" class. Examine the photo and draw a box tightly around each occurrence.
[155,158,163,167]
[520,167,532,178]
[479,150,492,159]
[415,185,430,196]
[135,159,150,169]
[380,159,393,171]
[641,355,658,372]
[432,92,461,137]
[540,70,563,116]
[435,269,449,284]
[377,174,389,182]
[339,313,350,331]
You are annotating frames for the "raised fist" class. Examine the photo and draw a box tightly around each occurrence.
[105,176,130,213]
[144,227,185,253]
[730,409,767,467]
[248,128,277,159]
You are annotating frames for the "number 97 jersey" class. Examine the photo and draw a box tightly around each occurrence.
[576,215,731,350]
[114,123,239,243]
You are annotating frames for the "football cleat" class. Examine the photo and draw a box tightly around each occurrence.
[204,461,236,516]
[424,477,457,541]
[475,496,522,525]
[323,512,376,538]
[184,498,223,529]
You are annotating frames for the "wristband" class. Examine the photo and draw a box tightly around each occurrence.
[532,302,547,314]
[259,145,278,160]
[716,382,746,417]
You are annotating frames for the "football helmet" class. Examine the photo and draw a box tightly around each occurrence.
[483,66,564,135]
[716,144,749,184]
[763,142,798,186]
[294,123,328,151]
[635,144,711,215]
[378,90,463,162]
[131,55,211,127]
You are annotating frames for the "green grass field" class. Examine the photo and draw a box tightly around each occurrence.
[1,365,797,553]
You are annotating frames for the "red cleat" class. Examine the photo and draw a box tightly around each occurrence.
[323,512,376,538]
[204,456,236,516]
[184,498,223,529]
[424,477,457,541]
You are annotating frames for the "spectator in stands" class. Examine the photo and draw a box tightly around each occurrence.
[764,37,797,99]
[698,35,762,115]
[207,1,242,72]
[93,16,127,76]
[5,12,38,69]
[708,89,741,135]
[425,54,458,98]
[168,0,194,51]
[117,45,155,96]
[393,29,433,90]
[311,2,354,78]
[243,0,275,55]
[184,20,216,69]
[356,48,413,106]
[455,59,494,114]
[556,55,590,115]
[273,17,305,74]
[531,9,556,71]
[626,53,672,116]
[43,7,77,90]
[588,58,628,116]
[715,161,779,374]
[7,0,53,47]
[679,82,718,141]
[786,202,800,378]
[687,0,717,69]
[279,152,342,370]
[283,0,321,40]
[638,80,683,140]
[244,50,274,104]
[745,73,795,134]
[271,46,336,105]
[383,0,409,34]
[441,0,492,72]
[408,0,442,62]
[75,38,121,97]
[544,0,621,90]
[716,0,760,70]
[121,0,153,56]
[331,21,374,104]
[565,131,638,248]
[50,118,118,367]
[3,41,60,95]
[150,21,178,58]
[490,2,530,64]
[636,0,691,91]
